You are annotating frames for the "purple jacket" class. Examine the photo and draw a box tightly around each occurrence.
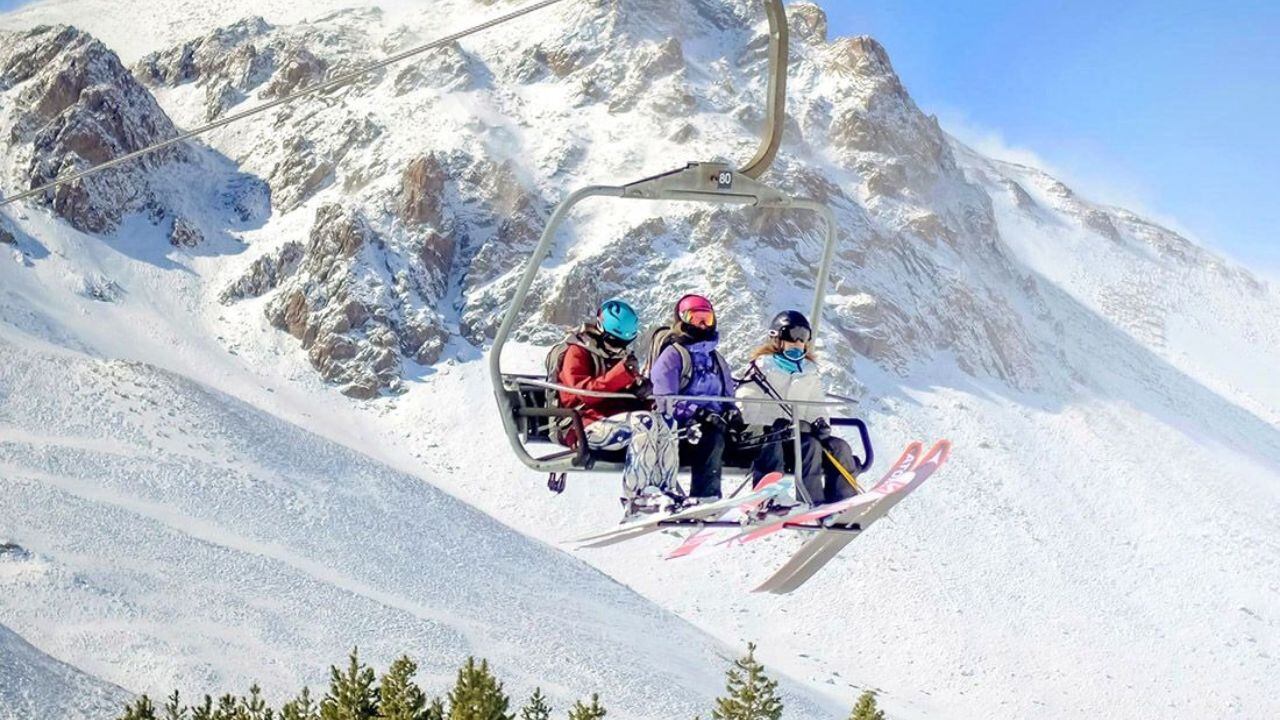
[651,338,735,423]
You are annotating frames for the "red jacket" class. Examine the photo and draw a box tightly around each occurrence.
[557,343,645,444]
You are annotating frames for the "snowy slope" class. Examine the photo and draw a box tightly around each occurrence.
[0,289,835,719]
[1,1,1278,719]
[0,619,129,720]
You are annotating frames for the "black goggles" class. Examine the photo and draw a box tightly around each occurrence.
[775,326,811,343]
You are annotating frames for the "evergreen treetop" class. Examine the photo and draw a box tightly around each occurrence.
[847,690,885,720]
[446,657,512,720]
[711,643,783,720]
[518,688,552,720]
[320,648,380,720]
[379,655,429,720]
[566,693,606,720]
[281,687,320,720]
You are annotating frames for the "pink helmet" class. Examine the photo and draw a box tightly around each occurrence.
[675,294,716,328]
[675,294,714,316]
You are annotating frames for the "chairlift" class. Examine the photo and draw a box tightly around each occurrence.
[489,0,873,495]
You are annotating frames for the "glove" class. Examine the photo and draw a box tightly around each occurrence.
[811,418,833,441]
[622,353,640,377]
[693,407,728,433]
[724,408,748,445]
[768,417,793,434]
[632,377,654,400]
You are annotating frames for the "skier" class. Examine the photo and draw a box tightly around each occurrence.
[647,294,741,504]
[735,310,863,506]
[550,299,681,516]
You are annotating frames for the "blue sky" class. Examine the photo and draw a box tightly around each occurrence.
[1,0,1275,274]
[825,0,1280,275]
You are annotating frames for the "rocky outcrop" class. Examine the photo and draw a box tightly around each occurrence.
[0,25,192,234]
[241,204,448,398]
[168,216,203,247]
[220,242,304,303]
[132,17,275,120]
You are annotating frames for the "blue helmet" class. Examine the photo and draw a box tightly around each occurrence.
[598,298,639,342]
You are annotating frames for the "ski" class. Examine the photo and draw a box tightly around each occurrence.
[570,474,795,549]
[665,472,787,560]
[717,441,926,550]
[753,439,951,594]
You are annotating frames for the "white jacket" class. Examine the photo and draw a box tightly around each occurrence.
[736,357,828,427]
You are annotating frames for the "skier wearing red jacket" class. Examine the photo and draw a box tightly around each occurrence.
[550,299,680,516]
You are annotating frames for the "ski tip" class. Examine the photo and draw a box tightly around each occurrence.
[922,438,953,466]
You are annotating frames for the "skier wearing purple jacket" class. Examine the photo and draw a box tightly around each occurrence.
[648,294,742,502]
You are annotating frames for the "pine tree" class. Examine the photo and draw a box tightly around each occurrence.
[240,682,275,720]
[425,697,446,720]
[281,688,320,720]
[379,655,429,720]
[119,696,158,720]
[191,695,215,720]
[446,658,512,720]
[518,688,551,720]
[162,690,187,720]
[320,648,380,720]
[212,694,239,720]
[566,694,605,720]
[711,644,783,720]
[847,691,884,720]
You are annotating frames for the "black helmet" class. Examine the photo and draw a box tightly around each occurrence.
[769,310,811,343]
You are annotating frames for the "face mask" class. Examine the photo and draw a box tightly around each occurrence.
[782,347,806,361]
[600,334,631,352]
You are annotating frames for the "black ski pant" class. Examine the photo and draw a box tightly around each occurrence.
[753,429,824,505]
[680,420,725,499]
[754,432,862,505]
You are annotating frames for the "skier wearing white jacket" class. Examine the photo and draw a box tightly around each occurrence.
[736,310,863,506]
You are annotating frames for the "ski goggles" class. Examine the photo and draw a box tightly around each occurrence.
[680,309,716,328]
[774,326,811,343]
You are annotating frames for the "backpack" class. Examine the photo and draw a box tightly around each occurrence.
[642,325,693,389]
[544,329,607,444]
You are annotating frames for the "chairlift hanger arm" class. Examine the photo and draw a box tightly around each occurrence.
[739,0,789,179]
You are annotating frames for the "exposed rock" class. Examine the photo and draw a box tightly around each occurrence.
[268,135,334,212]
[644,38,685,77]
[669,123,698,143]
[259,47,326,99]
[1084,209,1122,242]
[393,42,477,94]
[168,216,203,248]
[80,274,123,302]
[220,241,303,303]
[789,3,829,44]
[260,203,449,398]
[0,225,14,246]
[0,25,191,233]
[399,154,447,226]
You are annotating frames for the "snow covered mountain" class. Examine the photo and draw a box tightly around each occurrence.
[1,0,1277,718]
